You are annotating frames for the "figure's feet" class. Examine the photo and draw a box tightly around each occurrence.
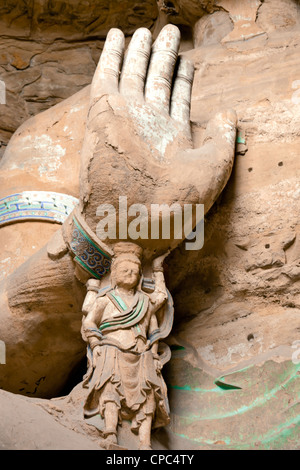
[105,431,118,445]
[139,443,152,450]
[102,431,129,450]
[103,431,122,450]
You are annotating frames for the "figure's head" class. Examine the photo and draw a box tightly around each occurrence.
[111,242,143,290]
[112,258,141,290]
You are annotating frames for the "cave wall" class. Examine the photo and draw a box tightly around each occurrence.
[0,0,300,450]
[163,0,300,449]
[0,0,159,157]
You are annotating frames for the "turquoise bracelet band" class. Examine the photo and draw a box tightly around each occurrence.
[0,191,78,226]
[0,191,112,280]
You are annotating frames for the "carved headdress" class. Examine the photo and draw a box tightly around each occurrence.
[111,242,143,269]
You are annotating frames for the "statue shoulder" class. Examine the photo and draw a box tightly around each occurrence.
[137,289,152,303]
[96,285,113,299]
[96,294,110,306]
[91,287,112,310]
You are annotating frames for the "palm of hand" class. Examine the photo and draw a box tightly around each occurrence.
[113,95,192,162]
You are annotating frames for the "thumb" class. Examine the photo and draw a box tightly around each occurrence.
[202,109,237,156]
[174,109,237,215]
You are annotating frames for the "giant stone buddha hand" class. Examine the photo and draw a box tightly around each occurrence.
[0,25,236,397]
[78,25,237,256]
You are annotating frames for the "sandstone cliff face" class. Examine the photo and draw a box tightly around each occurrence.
[0,0,299,450]
[164,0,300,449]
[170,0,300,364]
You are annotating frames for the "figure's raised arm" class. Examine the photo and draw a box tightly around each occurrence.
[148,252,169,310]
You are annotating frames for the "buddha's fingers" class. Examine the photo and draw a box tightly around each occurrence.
[90,28,125,104]
[170,56,194,135]
[120,28,152,100]
[145,24,180,114]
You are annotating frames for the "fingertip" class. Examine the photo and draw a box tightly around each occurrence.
[153,24,181,52]
[106,27,125,38]
[224,109,238,126]
[212,109,237,129]
[132,27,152,42]
[128,27,153,53]
[104,28,125,49]
[160,23,181,38]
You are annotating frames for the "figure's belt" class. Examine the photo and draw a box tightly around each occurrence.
[0,191,78,227]
[86,331,151,356]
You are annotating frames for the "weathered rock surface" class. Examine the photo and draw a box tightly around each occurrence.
[0,387,101,450]
[0,0,158,158]
[169,0,300,367]
[1,358,298,450]
[162,0,300,448]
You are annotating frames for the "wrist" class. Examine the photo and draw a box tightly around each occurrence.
[86,278,101,292]
[153,266,164,273]
[89,338,101,349]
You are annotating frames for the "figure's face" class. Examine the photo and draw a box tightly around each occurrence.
[114,260,140,290]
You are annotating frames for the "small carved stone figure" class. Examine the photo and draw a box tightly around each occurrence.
[81,242,173,449]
